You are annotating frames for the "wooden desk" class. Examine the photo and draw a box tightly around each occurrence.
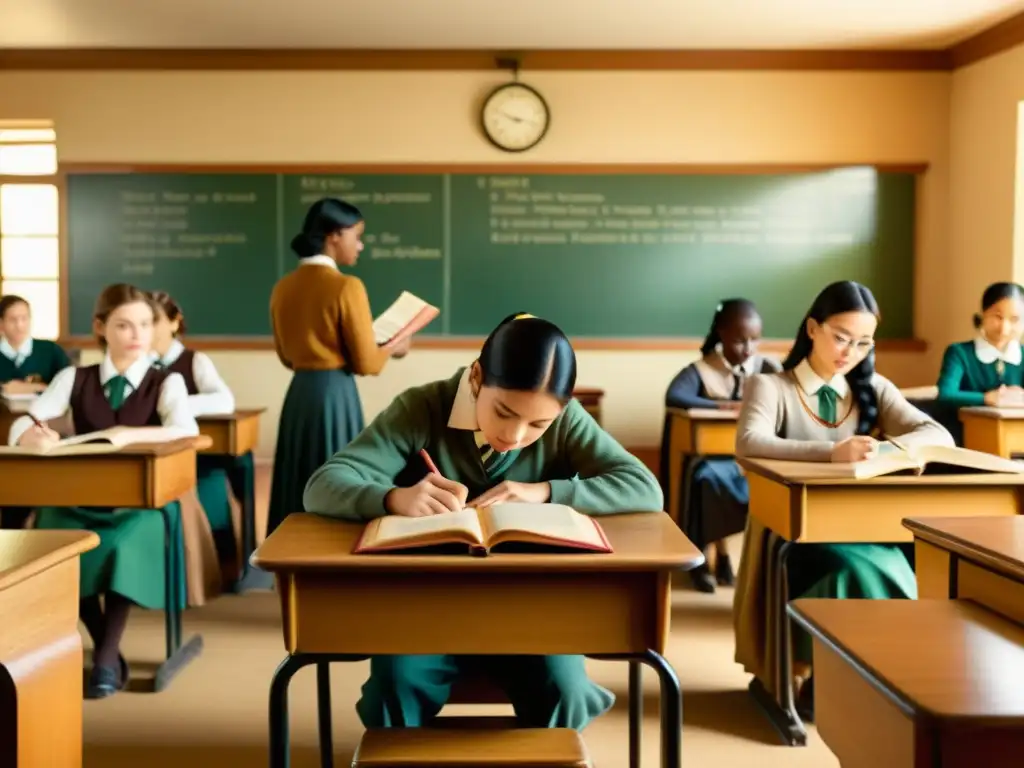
[789,598,1024,767]
[197,409,269,593]
[739,457,1024,747]
[665,407,738,525]
[0,438,210,691]
[252,512,703,768]
[960,407,1024,459]
[572,388,604,426]
[0,529,98,768]
[906,515,1024,625]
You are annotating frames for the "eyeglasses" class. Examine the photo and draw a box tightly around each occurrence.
[822,322,875,354]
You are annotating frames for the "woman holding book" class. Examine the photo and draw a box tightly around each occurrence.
[267,198,410,536]
[303,312,663,731]
[661,298,781,593]
[150,290,239,588]
[732,281,953,721]
[936,281,1024,409]
[8,283,199,699]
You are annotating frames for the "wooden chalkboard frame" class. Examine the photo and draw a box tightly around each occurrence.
[54,161,930,353]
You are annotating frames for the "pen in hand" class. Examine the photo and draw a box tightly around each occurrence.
[419,448,442,476]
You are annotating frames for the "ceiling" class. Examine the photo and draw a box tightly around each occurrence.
[1,0,1023,51]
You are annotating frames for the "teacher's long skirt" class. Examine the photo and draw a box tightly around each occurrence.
[683,456,750,551]
[35,504,188,610]
[267,368,365,536]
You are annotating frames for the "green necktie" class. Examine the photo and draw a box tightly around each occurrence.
[817,385,838,424]
[152,360,166,371]
[105,375,129,411]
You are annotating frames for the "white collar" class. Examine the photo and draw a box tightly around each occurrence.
[151,338,185,366]
[974,336,1022,366]
[793,359,850,399]
[100,352,154,390]
[298,254,338,270]
[0,337,32,361]
[716,347,757,377]
[447,367,479,431]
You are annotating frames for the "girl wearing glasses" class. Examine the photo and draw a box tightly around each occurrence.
[936,282,1024,409]
[732,281,953,722]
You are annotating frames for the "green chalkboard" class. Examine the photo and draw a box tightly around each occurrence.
[66,167,917,339]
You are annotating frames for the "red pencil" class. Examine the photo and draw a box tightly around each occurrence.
[28,413,46,429]
[419,448,441,475]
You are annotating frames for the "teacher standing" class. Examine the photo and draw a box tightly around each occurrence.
[268,198,409,535]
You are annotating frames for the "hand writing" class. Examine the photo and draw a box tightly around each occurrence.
[467,481,551,508]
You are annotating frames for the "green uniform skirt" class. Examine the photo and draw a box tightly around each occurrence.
[35,503,187,610]
[357,655,615,731]
[790,542,917,662]
[196,456,235,566]
[267,368,364,536]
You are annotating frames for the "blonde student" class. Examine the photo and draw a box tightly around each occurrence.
[304,313,663,730]
[9,283,199,700]
[733,281,953,721]
[661,298,781,593]
[936,281,1024,408]
[268,198,409,536]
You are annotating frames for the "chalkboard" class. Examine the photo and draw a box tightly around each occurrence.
[66,167,918,339]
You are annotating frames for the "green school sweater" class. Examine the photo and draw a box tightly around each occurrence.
[303,369,664,521]
[0,339,71,384]
[936,340,1024,407]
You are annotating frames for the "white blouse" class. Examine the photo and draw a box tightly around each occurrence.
[152,339,236,417]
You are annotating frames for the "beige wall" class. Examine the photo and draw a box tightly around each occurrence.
[0,69,966,456]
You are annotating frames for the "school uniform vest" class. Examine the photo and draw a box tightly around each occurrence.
[163,350,198,395]
[70,365,168,434]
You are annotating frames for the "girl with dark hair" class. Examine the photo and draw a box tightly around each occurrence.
[0,294,70,389]
[267,198,410,536]
[661,299,781,593]
[732,281,953,720]
[304,313,662,731]
[150,290,240,586]
[8,283,199,699]
[936,281,1024,408]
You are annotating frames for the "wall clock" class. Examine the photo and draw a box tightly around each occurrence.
[480,81,551,153]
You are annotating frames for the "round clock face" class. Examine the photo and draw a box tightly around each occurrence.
[481,82,550,152]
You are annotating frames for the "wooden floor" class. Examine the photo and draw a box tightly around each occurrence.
[79,463,839,767]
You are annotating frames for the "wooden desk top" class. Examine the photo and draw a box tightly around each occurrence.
[0,435,211,461]
[666,407,738,421]
[960,407,1024,420]
[252,511,702,574]
[790,598,1024,723]
[739,457,1024,487]
[905,516,1024,582]
[196,407,266,423]
[0,529,98,591]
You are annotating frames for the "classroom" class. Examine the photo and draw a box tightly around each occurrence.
[3,1,1024,767]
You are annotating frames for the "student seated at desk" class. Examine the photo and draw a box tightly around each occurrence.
[8,283,199,700]
[150,290,239,572]
[733,280,953,720]
[663,298,781,593]
[303,312,663,731]
[936,281,1024,409]
[0,294,71,529]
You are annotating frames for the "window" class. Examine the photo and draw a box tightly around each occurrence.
[0,122,60,340]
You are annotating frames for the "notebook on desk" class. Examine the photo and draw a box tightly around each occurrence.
[0,425,193,456]
[373,291,440,347]
[353,502,612,556]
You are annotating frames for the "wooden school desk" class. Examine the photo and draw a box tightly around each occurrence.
[0,529,98,768]
[738,457,1024,747]
[0,437,211,691]
[572,388,604,425]
[905,515,1024,624]
[664,407,738,525]
[251,512,703,768]
[788,598,1024,767]
[959,406,1024,459]
[197,408,270,592]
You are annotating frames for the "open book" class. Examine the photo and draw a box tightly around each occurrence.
[0,425,193,456]
[354,502,612,556]
[788,442,1024,480]
[373,291,440,347]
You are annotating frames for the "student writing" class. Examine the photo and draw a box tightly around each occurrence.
[9,284,200,699]
[267,198,409,536]
[936,281,1024,408]
[303,313,663,730]
[732,281,953,721]
[661,299,781,593]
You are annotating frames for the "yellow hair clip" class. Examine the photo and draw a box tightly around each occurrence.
[515,313,536,320]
